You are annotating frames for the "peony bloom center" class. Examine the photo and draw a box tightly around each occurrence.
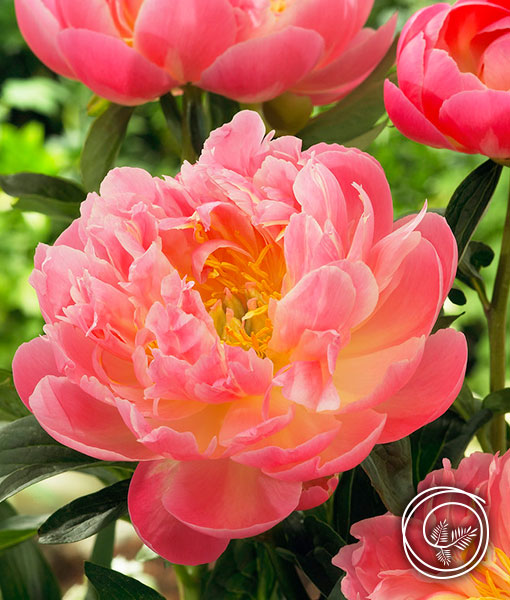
[191,223,285,358]
[270,0,288,15]
[472,548,510,600]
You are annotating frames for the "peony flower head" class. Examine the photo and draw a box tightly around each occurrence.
[385,0,510,159]
[13,111,466,564]
[15,0,396,105]
[335,450,510,600]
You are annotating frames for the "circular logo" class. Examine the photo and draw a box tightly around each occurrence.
[402,486,489,579]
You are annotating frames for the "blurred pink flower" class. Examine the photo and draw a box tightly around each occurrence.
[15,0,396,105]
[385,0,510,159]
[335,451,510,600]
[13,111,466,565]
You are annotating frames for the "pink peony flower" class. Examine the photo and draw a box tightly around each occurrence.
[15,0,396,106]
[335,451,510,600]
[13,111,466,565]
[385,0,510,160]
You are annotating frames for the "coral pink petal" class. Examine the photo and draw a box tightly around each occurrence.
[134,0,236,82]
[384,80,457,149]
[28,376,156,461]
[12,337,60,409]
[295,15,397,96]
[482,32,510,90]
[270,265,356,353]
[439,90,510,158]
[161,459,302,538]
[398,3,450,56]
[128,460,229,565]
[375,328,467,443]
[308,147,393,243]
[57,29,175,105]
[14,0,75,77]
[53,0,119,35]
[199,27,324,103]
[373,575,458,600]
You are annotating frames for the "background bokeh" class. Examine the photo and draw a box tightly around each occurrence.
[0,0,506,597]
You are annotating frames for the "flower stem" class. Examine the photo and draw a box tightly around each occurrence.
[181,85,206,164]
[174,565,206,600]
[487,170,510,453]
[84,522,116,600]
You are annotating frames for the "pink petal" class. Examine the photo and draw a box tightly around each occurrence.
[306,146,393,244]
[439,90,510,158]
[29,376,155,461]
[266,410,386,481]
[375,328,467,443]
[398,3,450,56]
[14,0,75,77]
[57,29,175,105]
[297,476,338,511]
[482,32,510,90]
[129,460,229,565]
[134,0,236,82]
[421,48,485,123]
[53,0,119,35]
[161,459,302,537]
[384,80,456,150]
[270,265,356,353]
[295,15,397,99]
[199,27,324,103]
[12,336,60,409]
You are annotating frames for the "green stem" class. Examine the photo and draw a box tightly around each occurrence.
[85,522,116,600]
[174,565,206,600]
[487,170,510,453]
[181,85,207,164]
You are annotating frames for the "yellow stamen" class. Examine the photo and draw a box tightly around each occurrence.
[270,0,287,14]
[471,547,510,599]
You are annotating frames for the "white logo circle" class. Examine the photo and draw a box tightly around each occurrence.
[402,486,489,579]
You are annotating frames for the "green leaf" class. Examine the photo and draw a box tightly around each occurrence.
[39,479,130,544]
[431,312,464,334]
[452,382,481,422]
[298,37,397,148]
[457,240,495,295]
[361,438,415,516]
[327,577,347,600]
[341,119,388,151]
[0,369,29,422]
[333,467,386,544]
[0,415,102,503]
[0,514,47,551]
[0,172,84,219]
[159,93,182,157]
[445,159,503,259]
[203,540,275,600]
[276,513,343,597]
[85,562,164,600]
[0,502,61,600]
[411,408,492,484]
[448,288,467,306]
[483,388,510,414]
[81,104,135,192]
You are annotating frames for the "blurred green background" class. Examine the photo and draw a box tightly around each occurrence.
[0,0,504,402]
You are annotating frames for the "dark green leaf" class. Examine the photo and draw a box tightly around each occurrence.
[445,159,503,259]
[411,408,492,484]
[457,240,495,295]
[341,119,388,150]
[0,502,61,600]
[483,388,510,414]
[85,562,164,600]
[327,577,347,600]
[203,540,276,600]
[81,104,135,192]
[361,438,415,515]
[0,369,29,422]
[39,479,130,544]
[448,288,466,306]
[0,514,47,551]
[451,382,481,422]
[298,38,397,148]
[159,93,182,157]
[333,467,386,544]
[0,416,102,502]
[276,513,343,597]
[0,172,84,219]
[431,312,464,334]
[207,92,241,131]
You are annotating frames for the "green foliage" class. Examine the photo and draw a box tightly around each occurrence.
[0,369,29,422]
[38,479,130,544]
[85,562,164,600]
